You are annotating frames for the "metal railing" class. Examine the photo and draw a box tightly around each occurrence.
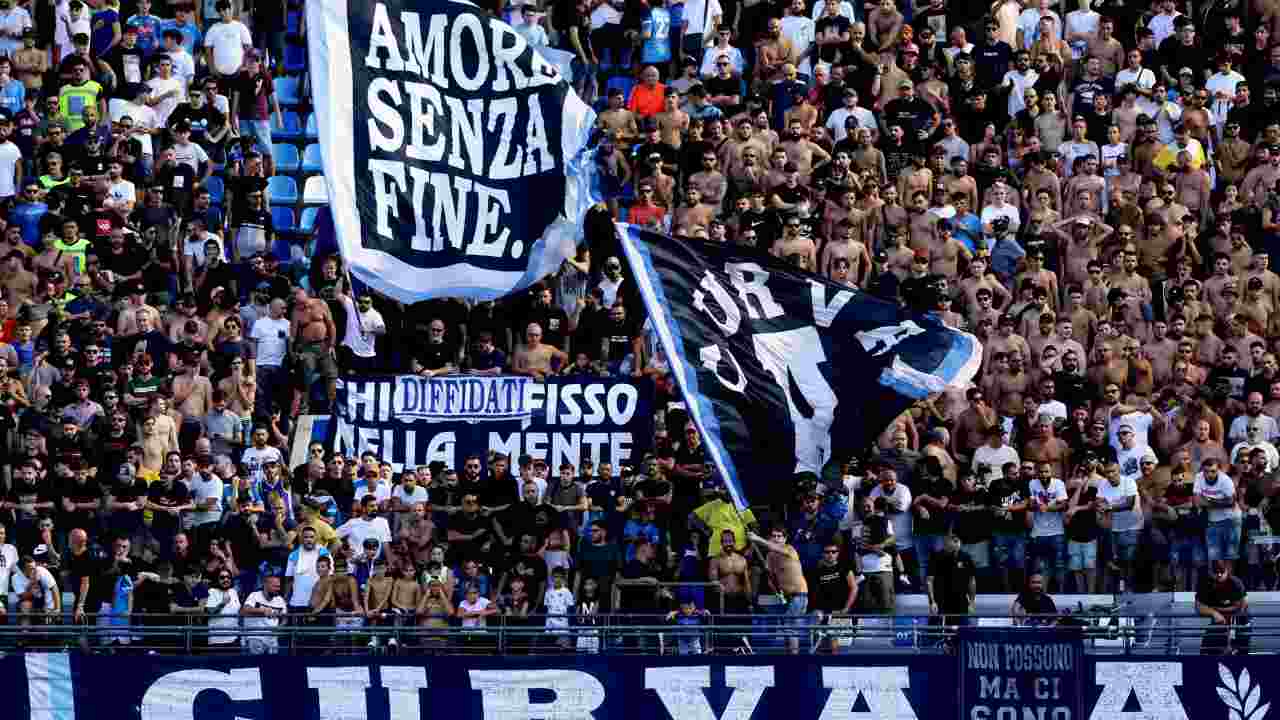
[0,612,1274,655]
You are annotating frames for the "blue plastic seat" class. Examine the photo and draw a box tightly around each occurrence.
[304,112,318,141]
[204,176,224,205]
[271,206,296,234]
[286,9,302,35]
[298,206,320,234]
[272,143,300,174]
[268,175,298,206]
[271,111,302,141]
[301,143,323,173]
[283,41,307,75]
[276,76,302,107]
[605,76,634,99]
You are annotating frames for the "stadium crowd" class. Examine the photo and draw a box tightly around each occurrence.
[0,0,1272,656]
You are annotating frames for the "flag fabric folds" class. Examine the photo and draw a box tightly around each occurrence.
[306,0,598,302]
[617,223,983,510]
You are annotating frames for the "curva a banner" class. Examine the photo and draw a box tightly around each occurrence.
[13,652,1280,720]
[329,374,653,471]
[305,0,599,302]
[617,224,982,510]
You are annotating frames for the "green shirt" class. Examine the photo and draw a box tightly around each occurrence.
[58,80,102,132]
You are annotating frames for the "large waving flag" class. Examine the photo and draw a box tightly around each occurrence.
[306,0,598,301]
[618,224,982,510]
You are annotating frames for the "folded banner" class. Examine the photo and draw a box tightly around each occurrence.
[330,375,652,470]
[617,224,982,509]
[306,0,598,302]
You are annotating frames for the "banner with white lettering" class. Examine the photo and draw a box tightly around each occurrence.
[960,628,1085,720]
[305,0,598,302]
[9,653,1280,719]
[330,375,653,470]
[617,224,982,510]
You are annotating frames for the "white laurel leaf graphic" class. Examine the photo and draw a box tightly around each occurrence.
[1255,702,1272,719]
[1247,684,1261,717]
[1235,710,1245,720]
[1243,670,1254,698]
[1222,663,1239,696]
[1221,687,1244,712]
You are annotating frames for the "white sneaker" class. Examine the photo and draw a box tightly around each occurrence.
[367,637,380,649]
[387,637,398,648]
[898,574,912,586]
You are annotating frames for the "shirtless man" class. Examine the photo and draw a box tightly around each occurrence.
[310,555,364,622]
[1053,215,1111,290]
[656,91,690,149]
[673,185,716,231]
[290,287,339,412]
[772,214,818,270]
[992,351,1032,418]
[958,257,1011,313]
[929,220,972,278]
[1242,146,1280,208]
[513,322,567,380]
[1023,413,1071,480]
[781,120,831,182]
[822,219,872,284]
[897,154,934,210]
[0,252,35,315]
[709,529,753,614]
[823,187,869,246]
[598,89,639,144]
[749,527,809,654]
[171,353,212,425]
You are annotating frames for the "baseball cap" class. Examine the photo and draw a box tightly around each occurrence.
[897,78,914,89]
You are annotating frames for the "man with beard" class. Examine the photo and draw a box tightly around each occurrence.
[1196,559,1249,654]
[926,532,976,632]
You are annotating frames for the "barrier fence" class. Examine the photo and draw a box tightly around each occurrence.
[10,641,1278,720]
[0,611,1272,656]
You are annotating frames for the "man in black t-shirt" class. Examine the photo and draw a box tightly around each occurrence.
[1196,560,1249,654]
[145,467,192,550]
[927,533,976,627]
[807,542,857,652]
[601,302,642,369]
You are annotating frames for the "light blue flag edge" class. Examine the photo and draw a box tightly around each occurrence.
[616,222,751,511]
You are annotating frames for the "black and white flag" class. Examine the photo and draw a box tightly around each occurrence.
[618,224,982,509]
[306,0,598,301]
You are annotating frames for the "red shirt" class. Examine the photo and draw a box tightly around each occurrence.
[627,83,666,118]
[627,203,666,226]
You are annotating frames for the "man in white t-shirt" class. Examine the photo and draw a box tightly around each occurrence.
[203,0,252,79]
[285,527,331,612]
[1027,462,1068,590]
[250,298,291,415]
[779,0,815,78]
[1113,423,1149,480]
[103,159,136,217]
[240,574,287,654]
[0,525,17,605]
[1098,461,1141,592]
[0,111,21,200]
[144,53,185,126]
[1194,457,1238,565]
[12,551,60,621]
[240,425,283,485]
[458,583,494,628]
[972,426,1019,484]
[337,496,393,560]
[339,292,386,374]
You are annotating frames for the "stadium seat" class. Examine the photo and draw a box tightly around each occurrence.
[605,75,634,99]
[287,9,302,35]
[298,206,320,234]
[268,175,299,206]
[276,76,302,107]
[271,207,296,234]
[204,176,224,205]
[283,40,307,75]
[301,143,323,173]
[304,112,318,141]
[273,143,300,174]
[302,175,328,205]
[271,111,302,142]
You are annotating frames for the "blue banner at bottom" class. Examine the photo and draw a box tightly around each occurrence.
[11,652,1280,720]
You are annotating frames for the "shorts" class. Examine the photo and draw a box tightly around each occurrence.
[786,593,810,636]
[1169,536,1206,566]
[240,118,274,155]
[962,541,991,569]
[297,341,339,385]
[1206,519,1240,562]
[244,636,279,655]
[1029,535,1067,575]
[1068,540,1097,571]
[992,533,1027,568]
[1112,529,1140,562]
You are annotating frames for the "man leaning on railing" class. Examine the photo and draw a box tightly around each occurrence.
[240,574,287,655]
